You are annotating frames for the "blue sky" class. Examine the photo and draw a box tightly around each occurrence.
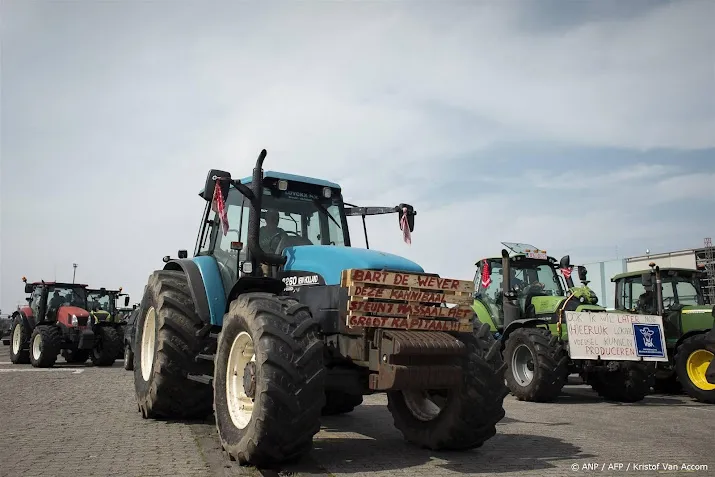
[1,0,714,312]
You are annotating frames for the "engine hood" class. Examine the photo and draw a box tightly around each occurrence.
[57,306,89,319]
[283,245,424,286]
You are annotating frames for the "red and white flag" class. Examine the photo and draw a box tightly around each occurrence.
[400,207,412,245]
[561,267,573,279]
[481,260,492,289]
[212,181,229,236]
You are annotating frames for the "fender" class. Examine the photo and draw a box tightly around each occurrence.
[226,277,285,314]
[163,258,215,325]
[675,328,712,350]
[12,310,33,332]
[502,318,552,345]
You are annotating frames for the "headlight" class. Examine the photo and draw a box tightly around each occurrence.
[71,315,78,326]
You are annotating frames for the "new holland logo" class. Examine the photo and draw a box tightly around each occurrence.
[282,275,320,288]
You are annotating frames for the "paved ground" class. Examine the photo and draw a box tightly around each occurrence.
[1,343,713,477]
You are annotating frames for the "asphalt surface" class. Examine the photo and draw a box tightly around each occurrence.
[0,343,713,477]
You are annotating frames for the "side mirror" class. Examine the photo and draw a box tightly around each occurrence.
[26,297,32,303]
[24,284,33,294]
[202,169,231,201]
[577,266,587,282]
[178,250,188,259]
[641,272,653,289]
[124,296,130,306]
[559,255,571,269]
[397,203,415,232]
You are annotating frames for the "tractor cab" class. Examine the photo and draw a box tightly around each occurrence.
[23,278,90,325]
[86,288,130,323]
[473,242,601,334]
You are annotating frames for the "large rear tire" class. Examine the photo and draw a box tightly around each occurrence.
[675,334,715,404]
[503,327,568,402]
[91,326,122,366]
[9,316,31,364]
[29,325,62,368]
[124,344,135,371]
[214,293,325,467]
[134,270,214,419]
[588,361,652,403]
[386,322,507,450]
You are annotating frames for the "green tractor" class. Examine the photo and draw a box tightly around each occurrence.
[82,287,128,365]
[472,242,656,403]
[611,265,715,403]
[706,320,715,385]
[132,149,507,467]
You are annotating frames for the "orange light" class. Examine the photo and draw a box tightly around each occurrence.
[21,276,27,282]
[119,287,123,292]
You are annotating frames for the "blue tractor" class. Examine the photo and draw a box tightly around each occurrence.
[133,150,507,467]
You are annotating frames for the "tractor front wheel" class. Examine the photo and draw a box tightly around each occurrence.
[9,316,30,364]
[503,327,568,402]
[675,334,715,404]
[134,270,214,419]
[386,322,507,450]
[91,326,122,366]
[587,361,652,403]
[29,325,62,368]
[124,344,134,371]
[214,293,325,467]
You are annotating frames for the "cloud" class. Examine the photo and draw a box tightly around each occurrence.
[1,0,713,311]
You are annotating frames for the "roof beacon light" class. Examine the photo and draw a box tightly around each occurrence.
[323,187,332,198]
[277,179,288,191]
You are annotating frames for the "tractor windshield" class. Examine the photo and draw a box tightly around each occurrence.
[661,274,704,307]
[476,259,564,302]
[87,291,115,313]
[47,286,88,309]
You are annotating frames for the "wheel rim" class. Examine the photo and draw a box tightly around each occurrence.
[226,331,255,430]
[140,307,156,381]
[511,344,535,387]
[402,390,448,422]
[12,324,22,354]
[32,333,42,361]
[686,349,715,391]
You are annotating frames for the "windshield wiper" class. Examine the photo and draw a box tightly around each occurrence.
[312,199,341,229]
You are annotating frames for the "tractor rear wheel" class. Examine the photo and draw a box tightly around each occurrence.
[587,361,652,402]
[322,391,363,416]
[675,334,715,404]
[214,293,325,467]
[62,349,89,364]
[124,344,134,371]
[386,322,507,450]
[503,327,568,402]
[9,316,30,364]
[91,326,122,366]
[134,270,214,419]
[29,325,62,368]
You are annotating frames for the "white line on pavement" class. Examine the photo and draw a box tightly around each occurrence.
[0,368,84,374]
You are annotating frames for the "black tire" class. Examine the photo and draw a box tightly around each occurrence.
[29,325,62,368]
[124,345,134,371]
[9,316,31,364]
[116,325,127,359]
[322,391,363,416]
[588,361,653,403]
[62,349,90,364]
[503,327,568,402]
[675,334,715,404]
[652,372,682,394]
[386,321,507,451]
[90,326,122,366]
[214,293,325,467]
[134,270,214,419]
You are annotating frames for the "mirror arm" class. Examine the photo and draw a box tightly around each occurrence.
[232,181,255,201]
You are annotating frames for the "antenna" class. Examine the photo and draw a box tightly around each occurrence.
[72,263,78,284]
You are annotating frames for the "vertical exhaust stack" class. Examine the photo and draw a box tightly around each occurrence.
[501,249,520,327]
[653,263,664,315]
[247,149,287,268]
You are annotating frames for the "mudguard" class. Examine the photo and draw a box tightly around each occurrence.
[503,318,551,341]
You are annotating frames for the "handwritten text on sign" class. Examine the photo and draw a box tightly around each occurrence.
[565,312,668,362]
[348,301,472,320]
[347,315,470,332]
[347,270,472,293]
[348,285,472,305]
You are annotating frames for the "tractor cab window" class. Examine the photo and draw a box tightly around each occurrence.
[510,261,564,298]
[88,292,112,312]
[474,260,504,322]
[662,274,703,307]
[48,287,87,309]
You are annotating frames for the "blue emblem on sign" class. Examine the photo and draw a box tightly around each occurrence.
[632,323,665,358]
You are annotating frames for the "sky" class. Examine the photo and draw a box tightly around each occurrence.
[1,0,714,313]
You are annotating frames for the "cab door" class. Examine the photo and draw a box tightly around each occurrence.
[472,259,504,331]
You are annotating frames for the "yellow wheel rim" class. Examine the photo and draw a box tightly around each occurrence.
[686,349,715,391]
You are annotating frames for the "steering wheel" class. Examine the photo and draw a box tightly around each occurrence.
[266,230,302,253]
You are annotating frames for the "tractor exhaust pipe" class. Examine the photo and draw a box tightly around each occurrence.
[247,149,287,267]
[501,249,520,327]
[654,265,664,315]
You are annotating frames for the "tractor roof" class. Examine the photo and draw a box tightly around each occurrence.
[611,267,703,282]
[475,242,554,265]
[87,288,121,293]
[198,171,341,196]
[28,281,88,288]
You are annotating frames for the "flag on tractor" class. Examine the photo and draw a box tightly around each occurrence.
[400,207,412,245]
[561,267,573,279]
[481,260,492,289]
[212,181,229,236]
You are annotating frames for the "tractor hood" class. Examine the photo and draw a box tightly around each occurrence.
[680,305,714,315]
[528,296,565,315]
[283,245,424,286]
[91,310,112,322]
[57,306,89,320]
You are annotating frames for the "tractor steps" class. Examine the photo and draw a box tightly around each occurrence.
[196,353,215,362]
[187,373,213,385]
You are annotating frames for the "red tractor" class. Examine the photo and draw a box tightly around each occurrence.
[9,277,118,367]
